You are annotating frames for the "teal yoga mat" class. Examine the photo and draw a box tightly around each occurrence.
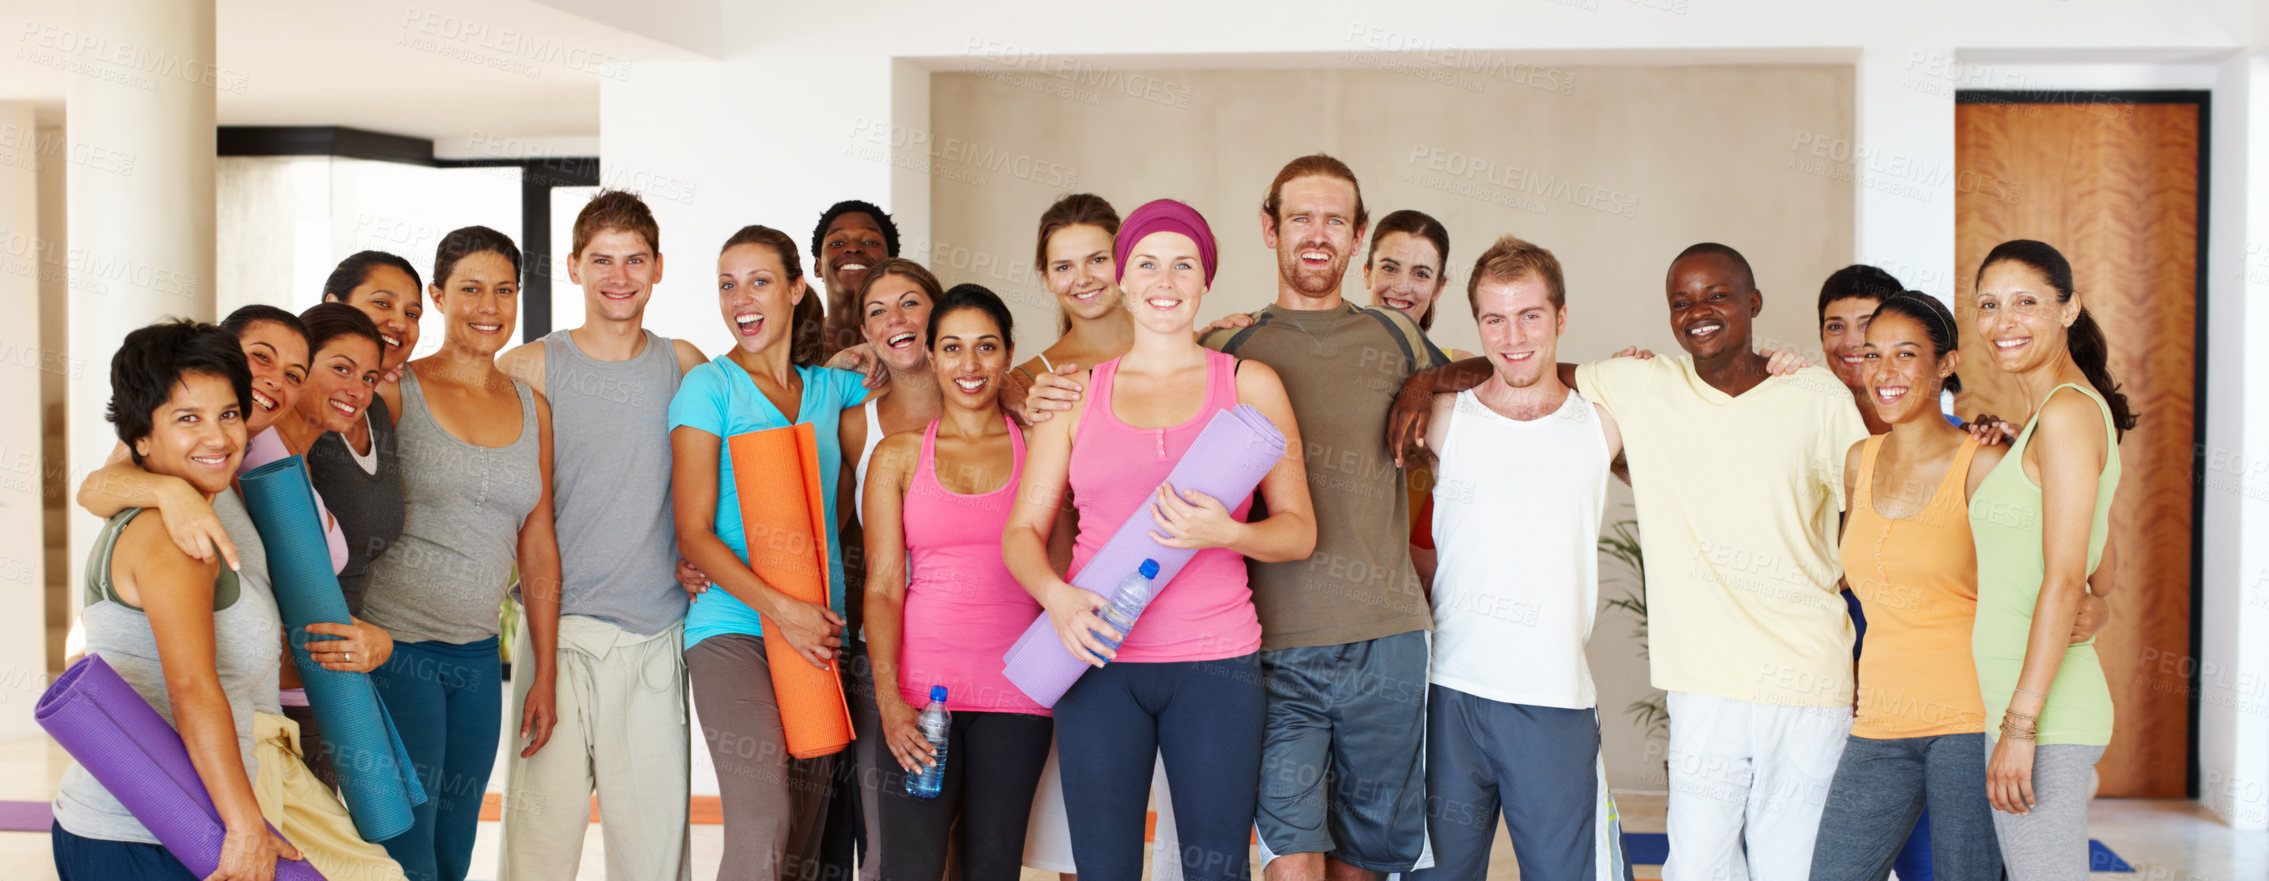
[239,455,426,843]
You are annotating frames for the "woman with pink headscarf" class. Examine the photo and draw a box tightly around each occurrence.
[1002,200,1315,881]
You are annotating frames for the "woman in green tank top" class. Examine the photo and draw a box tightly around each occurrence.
[1966,240,2136,881]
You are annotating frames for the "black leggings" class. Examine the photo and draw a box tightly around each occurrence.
[878,710,1053,881]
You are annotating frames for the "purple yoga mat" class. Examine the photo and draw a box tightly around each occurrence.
[0,799,50,831]
[37,654,323,879]
[1001,404,1287,707]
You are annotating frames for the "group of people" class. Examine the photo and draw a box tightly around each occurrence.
[52,150,2132,881]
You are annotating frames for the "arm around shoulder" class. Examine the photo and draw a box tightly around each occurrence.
[673,338,709,375]
[496,341,548,397]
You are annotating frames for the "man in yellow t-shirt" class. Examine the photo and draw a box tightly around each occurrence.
[1393,244,1866,880]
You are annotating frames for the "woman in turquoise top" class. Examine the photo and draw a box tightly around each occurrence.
[1966,239,2133,881]
[669,224,876,881]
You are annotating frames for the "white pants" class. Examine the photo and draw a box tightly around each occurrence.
[1662,691,1849,881]
[502,614,692,881]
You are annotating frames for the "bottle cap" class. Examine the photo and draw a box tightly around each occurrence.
[930,685,948,702]
[1139,559,1160,579]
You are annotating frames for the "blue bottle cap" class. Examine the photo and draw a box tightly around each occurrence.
[930,685,948,702]
[1139,559,1160,579]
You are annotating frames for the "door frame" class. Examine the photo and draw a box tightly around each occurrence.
[1954,88,2211,797]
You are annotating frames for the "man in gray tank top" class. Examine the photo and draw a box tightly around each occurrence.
[492,191,709,881]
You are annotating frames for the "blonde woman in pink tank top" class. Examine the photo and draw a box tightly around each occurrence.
[1002,200,1313,881]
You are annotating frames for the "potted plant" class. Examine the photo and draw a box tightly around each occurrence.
[1599,516,1668,744]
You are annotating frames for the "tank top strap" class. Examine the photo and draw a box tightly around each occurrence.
[1003,412,1028,465]
[2051,382,2118,449]
[396,365,428,421]
[85,509,145,606]
[1853,434,1886,509]
[1090,356,1123,408]
[1932,437,1983,509]
[511,378,538,441]
[1205,349,1239,408]
[915,419,941,484]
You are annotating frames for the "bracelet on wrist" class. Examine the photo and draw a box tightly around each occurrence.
[2013,686,2048,700]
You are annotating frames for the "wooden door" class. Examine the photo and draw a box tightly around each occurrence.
[1953,98,2199,798]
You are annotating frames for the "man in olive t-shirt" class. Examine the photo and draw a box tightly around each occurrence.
[1199,154,1444,881]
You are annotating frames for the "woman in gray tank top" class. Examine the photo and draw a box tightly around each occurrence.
[52,321,298,881]
[315,250,426,614]
[357,226,562,881]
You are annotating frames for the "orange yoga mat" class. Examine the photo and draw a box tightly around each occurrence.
[727,423,855,759]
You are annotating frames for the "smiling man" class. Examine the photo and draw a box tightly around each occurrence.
[1389,242,1865,880]
[1566,245,1864,881]
[1199,154,1445,881]
[493,190,707,881]
[807,200,901,363]
[1409,236,1630,881]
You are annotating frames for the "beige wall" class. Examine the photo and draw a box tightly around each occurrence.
[927,63,1856,790]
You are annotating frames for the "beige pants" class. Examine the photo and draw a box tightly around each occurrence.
[501,614,692,881]
[251,712,410,881]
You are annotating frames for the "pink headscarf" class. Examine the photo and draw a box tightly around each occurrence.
[1114,199,1217,287]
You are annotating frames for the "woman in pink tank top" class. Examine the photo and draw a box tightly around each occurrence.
[864,286,1054,881]
[1002,200,1314,881]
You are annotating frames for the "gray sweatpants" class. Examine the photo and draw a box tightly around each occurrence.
[1808,732,2000,881]
[689,633,838,881]
[1984,735,2104,881]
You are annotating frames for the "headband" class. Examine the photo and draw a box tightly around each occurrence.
[1115,199,1217,287]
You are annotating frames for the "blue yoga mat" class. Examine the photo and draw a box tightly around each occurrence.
[38,655,324,879]
[239,455,427,843]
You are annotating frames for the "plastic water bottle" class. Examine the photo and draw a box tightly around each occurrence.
[1096,558,1163,654]
[906,685,949,799]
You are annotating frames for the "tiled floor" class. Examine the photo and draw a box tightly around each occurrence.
[2,733,2262,880]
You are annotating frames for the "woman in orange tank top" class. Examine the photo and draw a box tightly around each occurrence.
[1809,293,2010,881]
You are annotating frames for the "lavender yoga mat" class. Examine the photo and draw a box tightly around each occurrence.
[1001,404,1287,707]
[37,654,324,880]
[239,455,426,842]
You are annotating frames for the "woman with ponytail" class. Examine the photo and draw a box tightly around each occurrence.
[1809,292,2006,880]
[1967,240,2131,879]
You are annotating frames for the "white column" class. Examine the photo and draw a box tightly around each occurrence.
[63,0,218,623]
[0,103,47,739]
[1853,45,1958,297]
[2200,49,2269,832]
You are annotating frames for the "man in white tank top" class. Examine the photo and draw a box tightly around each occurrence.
[1412,236,1630,881]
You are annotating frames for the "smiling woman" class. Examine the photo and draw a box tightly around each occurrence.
[357,225,564,881]
[669,224,876,881]
[51,321,302,881]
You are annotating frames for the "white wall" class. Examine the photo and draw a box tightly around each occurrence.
[214,156,522,359]
[2199,49,2269,830]
[603,0,2269,816]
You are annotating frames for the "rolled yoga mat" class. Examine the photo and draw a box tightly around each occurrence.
[727,422,857,760]
[37,654,325,880]
[238,455,427,843]
[1001,403,1288,707]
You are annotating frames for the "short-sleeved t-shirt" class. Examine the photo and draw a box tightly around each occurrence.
[1574,355,1867,707]
[667,357,868,650]
[1200,302,1447,651]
